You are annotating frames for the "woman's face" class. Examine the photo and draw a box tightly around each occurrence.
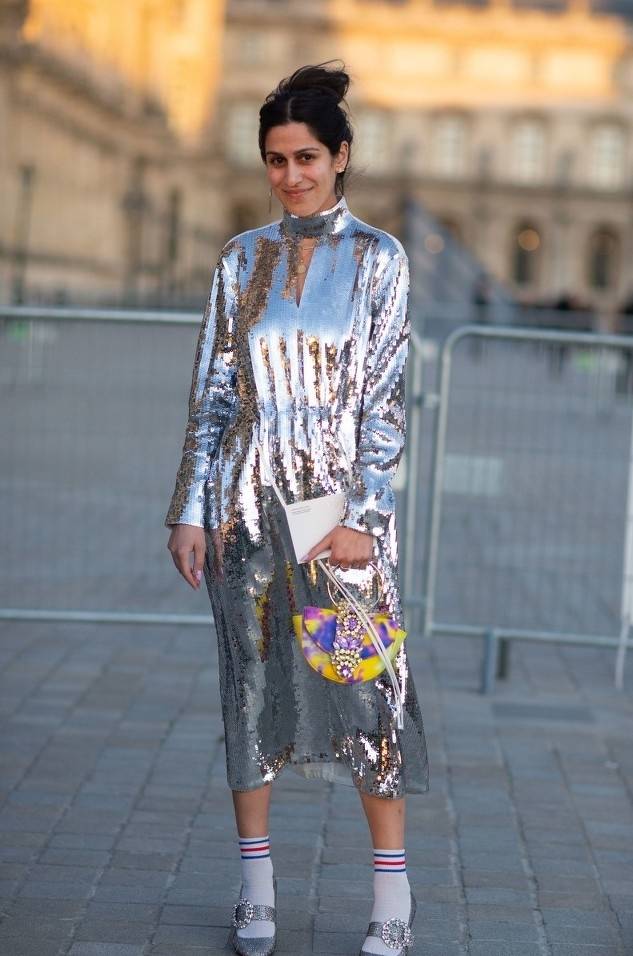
[264,122,349,217]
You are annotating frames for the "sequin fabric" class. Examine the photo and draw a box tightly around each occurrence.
[165,195,429,797]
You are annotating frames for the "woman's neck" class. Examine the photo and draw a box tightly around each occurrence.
[281,195,350,239]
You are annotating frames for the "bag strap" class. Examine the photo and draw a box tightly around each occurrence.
[317,557,405,731]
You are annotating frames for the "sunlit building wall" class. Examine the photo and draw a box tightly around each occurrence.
[2,0,633,310]
[0,0,227,306]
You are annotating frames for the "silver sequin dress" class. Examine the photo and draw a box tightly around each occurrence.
[165,195,429,797]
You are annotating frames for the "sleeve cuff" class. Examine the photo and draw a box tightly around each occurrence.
[164,481,207,528]
[338,500,387,539]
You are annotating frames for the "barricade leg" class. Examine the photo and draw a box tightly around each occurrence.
[497,636,511,679]
[481,630,498,694]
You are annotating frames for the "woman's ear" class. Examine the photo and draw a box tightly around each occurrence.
[337,141,350,171]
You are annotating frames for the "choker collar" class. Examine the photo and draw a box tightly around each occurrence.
[281,195,351,238]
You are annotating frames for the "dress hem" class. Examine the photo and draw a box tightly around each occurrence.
[226,753,430,798]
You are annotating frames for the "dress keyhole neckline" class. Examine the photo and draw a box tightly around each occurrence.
[294,239,317,308]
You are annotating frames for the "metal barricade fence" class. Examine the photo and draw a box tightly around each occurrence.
[2,307,631,689]
[0,305,414,627]
[0,305,214,626]
[419,325,633,690]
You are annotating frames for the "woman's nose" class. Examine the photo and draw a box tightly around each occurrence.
[285,162,302,185]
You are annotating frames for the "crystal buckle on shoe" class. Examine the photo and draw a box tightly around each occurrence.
[233,898,254,928]
[381,917,414,949]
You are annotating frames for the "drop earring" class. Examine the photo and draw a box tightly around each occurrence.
[268,187,273,214]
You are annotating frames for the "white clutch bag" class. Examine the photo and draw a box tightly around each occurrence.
[257,439,345,563]
[275,490,346,564]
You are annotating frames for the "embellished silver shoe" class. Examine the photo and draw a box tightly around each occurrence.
[227,875,277,956]
[359,889,417,955]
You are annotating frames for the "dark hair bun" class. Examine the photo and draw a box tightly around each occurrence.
[259,60,354,197]
[280,62,350,105]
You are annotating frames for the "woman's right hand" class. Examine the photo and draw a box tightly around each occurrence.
[167,523,206,590]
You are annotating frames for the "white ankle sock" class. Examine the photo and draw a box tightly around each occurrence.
[362,849,412,955]
[236,835,275,940]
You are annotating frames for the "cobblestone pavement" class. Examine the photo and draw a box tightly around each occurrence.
[0,619,631,955]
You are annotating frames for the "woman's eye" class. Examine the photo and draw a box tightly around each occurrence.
[300,154,315,162]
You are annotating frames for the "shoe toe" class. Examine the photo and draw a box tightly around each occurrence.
[228,926,276,956]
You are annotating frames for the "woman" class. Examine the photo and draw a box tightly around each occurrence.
[165,62,429,956]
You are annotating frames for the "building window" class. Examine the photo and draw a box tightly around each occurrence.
[355,110,390,174]
[513,223,541,285]
[590,124,626,190]
[226,102,260,167]
[512,119,546,183]
[432,114,466,178]
[588,228,619,290]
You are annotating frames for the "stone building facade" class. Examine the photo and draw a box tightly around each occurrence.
[0,0,227,307]
[1,0,633,310]
[220,0,633,311]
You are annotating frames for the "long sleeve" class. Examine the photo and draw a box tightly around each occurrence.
[164,246,239,528]
[338,245,410,539]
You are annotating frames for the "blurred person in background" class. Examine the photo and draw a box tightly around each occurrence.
[165,61,428,956]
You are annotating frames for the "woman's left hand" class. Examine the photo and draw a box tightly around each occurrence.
[301,526,374,569]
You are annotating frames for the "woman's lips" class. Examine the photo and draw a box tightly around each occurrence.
[285,189,311,198]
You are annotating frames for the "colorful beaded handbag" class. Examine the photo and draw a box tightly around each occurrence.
[293,560,407,729]
[257,439,407,729]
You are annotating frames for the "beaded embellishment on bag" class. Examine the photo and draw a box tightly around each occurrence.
[292,603,406,685]
[331,608,364,679]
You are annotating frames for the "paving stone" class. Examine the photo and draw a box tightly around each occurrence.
[73,919,154,943]
[466,905,538,923]
[110,850,177,870]
[465,887,533,904]
[537,890,609,909]
[25,863,99,883]
[0,941,62,956]
[148,949,223,956]
[274,928,313,953]
[540,908,621,930]
[91,884,166,904]
[468,944,543,956]
[410,917,463,942]
[68,945,146,956]
[461,849,524,874]
[39,848,110,867]
[545,923,623,945]
[17,880,93,900]
[84,901,160,922]
[49,833,117,851]
[462,869,529,889]
[152,922,233,945]
[99,868,170,888]
[534,874,602,893]
[549,947,622,956]
[0,848,34,866]
[7,897,85,918]
[467,919,540,941]
[530,856,594,875]
[0,912,76,940]
[313,931,365,954]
